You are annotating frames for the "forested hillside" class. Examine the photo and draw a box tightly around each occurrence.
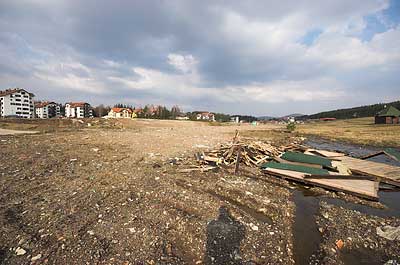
[299,101,400,120]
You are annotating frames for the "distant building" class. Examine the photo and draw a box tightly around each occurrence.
[230,116,239,123]
[196,112,215,121]
[107,107,133,118]
[176,115,189,120]
[375,106,400,124]
[65,102,93,118]
[319,117,337,121]
[35,101,61,119]
[0,88,35,118]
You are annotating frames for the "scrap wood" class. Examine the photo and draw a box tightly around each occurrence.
[361,148,400,162]
[196,140,284,168]
[179,166,217,173]
[304,174,376,181]
[263,168,379,200]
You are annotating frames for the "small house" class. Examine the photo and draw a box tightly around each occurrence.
[196,112,215,122]
[375,106,400,124]
[108,107,133,118]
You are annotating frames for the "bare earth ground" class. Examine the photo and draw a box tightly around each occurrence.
[297,117,400,147]
[0,129,39,135]
[1,119,399,264]
[1,119,295,264]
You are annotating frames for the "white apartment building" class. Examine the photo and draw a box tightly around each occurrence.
[0,88,35,118]
[35,101,61,119]
[65,102,93,118]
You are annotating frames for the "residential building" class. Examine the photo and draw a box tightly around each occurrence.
[107,107,133,118]
[230,116,240,123]
[65,102,93,118]
[375,105,400,124]
[35,101,61,119]
[0,88,35,118]
[196,112,215,121]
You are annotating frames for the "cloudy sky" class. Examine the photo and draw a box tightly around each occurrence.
[1,0,399,116]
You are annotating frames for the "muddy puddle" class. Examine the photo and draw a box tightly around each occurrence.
[305,137,400,167]
[292,138,400,264]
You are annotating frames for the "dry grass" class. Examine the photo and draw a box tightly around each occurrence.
[297,117,400,147]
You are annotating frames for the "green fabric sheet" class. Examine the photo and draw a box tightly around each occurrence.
[385,148,400,161]
[261,161,329,175]
[281,151,332,167]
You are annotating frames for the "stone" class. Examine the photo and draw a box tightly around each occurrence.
[15,247,26,256]
[31,254,42,261]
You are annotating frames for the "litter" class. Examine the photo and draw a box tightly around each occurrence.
[377,225,400,241]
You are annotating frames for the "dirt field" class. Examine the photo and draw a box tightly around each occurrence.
[297,117,400,147]
[1,118,399,265]
[1,119,296,264]
[0,129,39,136]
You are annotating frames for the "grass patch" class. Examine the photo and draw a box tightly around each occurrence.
[297,117,400,147]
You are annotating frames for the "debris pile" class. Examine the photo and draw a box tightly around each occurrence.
[181,130,304,172]
[195,140,282,167]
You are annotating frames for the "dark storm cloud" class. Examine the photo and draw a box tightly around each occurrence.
[0,0,399,116]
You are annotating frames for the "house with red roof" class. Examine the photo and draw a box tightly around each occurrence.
[107,107,134,118]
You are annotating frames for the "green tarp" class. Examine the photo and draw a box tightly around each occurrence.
[281,151,332,167]
[385,148,400,161]
[261,161,330,175]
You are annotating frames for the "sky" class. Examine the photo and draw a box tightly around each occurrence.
[0,0,399,116]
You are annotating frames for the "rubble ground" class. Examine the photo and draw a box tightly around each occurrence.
[1,119,399,264]
[1,119,293,264]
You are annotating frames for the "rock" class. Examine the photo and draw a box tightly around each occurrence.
[322,212,329,219]
[87,230,95,235]
[15,247,26,256]
[31,254,42,261]
[250,223,259,231]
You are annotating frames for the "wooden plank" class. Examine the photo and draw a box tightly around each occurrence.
[306,149,345,158]
[361,151,385,160]
[263,168,379,200]
[337,156,400,187]
[305,174,376,180]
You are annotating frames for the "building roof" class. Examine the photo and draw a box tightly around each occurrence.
[67,102,88,108]
[377,106,400,117]
[0,88,35,97]
[111,107,132,113]
[35,101,56,108]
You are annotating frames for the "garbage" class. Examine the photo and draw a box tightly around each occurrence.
[335,239,344,249]
[377,225,400,241]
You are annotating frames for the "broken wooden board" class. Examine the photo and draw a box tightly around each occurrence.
[337,156,400,187]
[304,148,345,158]
[263,168,379,200]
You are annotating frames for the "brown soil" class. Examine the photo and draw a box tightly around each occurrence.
[1,119,294,264]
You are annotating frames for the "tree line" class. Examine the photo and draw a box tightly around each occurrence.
[92,103,258,122]
[298,100,400,120]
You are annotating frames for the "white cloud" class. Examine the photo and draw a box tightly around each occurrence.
[167,53,198,73]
